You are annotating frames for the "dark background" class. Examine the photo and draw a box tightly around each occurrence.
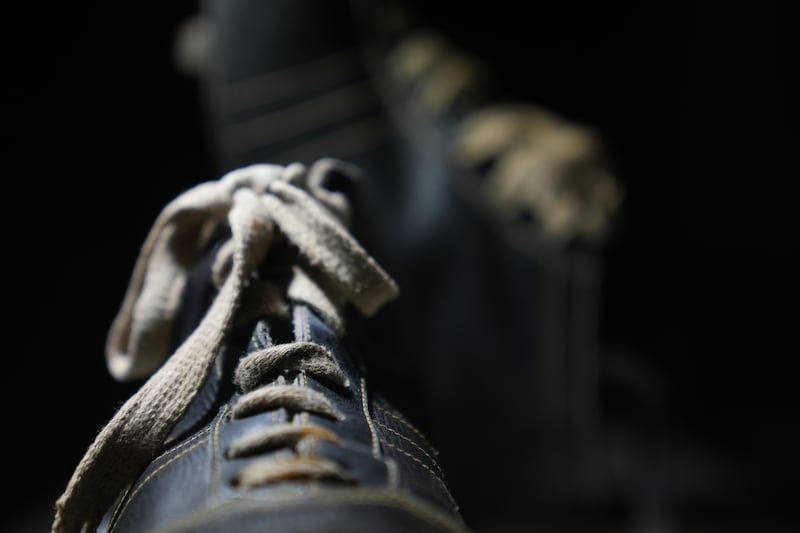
[5,0,798,530]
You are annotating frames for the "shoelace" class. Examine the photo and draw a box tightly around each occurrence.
[226,341,350,488]
[53,160,398,533]
[385,29,622,244]
[453,103,623,243]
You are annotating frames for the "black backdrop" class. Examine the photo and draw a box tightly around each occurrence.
[5,0,798,530]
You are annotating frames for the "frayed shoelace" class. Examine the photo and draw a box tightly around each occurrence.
[225,341,351,488]
[52,159,398,533]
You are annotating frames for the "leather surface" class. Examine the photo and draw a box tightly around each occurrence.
[102,303,466,533]
[165,0,609,525]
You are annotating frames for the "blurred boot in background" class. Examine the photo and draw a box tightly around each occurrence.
[176,0,627,530]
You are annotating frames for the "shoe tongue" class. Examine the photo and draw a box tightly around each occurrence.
[251,314,295,347]
[168,237,227,354]
[167,295,300,444]
[164,319,274,444]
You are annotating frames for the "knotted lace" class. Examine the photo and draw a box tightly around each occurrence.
[52,160,398,533]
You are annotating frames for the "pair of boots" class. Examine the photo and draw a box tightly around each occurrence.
[53,1,622,531]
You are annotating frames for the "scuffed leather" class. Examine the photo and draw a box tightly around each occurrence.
[101,305,466,533]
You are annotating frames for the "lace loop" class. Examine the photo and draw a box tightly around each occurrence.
[232,384,344,421]
[234,342,348,391]
[231,456,351,488]
[225,423,340,460]
[226,335,350,488]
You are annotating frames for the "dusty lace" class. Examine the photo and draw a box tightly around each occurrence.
[52,159,398,533]
[225,341,350,487]
[385,29,622,243]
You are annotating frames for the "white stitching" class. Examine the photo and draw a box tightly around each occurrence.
[110,433,210,532]
[381,441,459,511]
[360,376,381,458]
[374,403,435,449]
[375,421,444,478]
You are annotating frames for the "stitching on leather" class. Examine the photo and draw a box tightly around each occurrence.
[382,441,458,511]
[155,488,465,532]
[106,483,133,532]
[384,457,399,489]
[376,421,444,477]
[375,407,436,454]
[220,49,361,112]
[374,403,433,448]
[107,427,211,531]
[375,430,390,455]
[360,376,381,458]
[211,405,229,495]
[148,425,212,471]
[110,433,210,532]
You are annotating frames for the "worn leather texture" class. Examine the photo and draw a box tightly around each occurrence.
[196,0,610,525]
[100,300,466,533]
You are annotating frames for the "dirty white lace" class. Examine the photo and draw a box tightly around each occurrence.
[385,29,622,243]
[226,341,350,488]
[52,160,398,533]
